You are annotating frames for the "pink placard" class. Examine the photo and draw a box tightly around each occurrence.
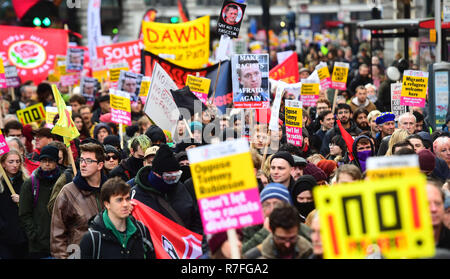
[111,107,132,126]
[301,95,319,107]
[0,73,6,88]
[0,134,10,155]
[197,188,264,235]
[400,96,426,107]
[331,81,347,90]
[320,77,331,90]
[286,126,302,147]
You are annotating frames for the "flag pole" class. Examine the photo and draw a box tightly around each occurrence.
[66,142,77,176]
[0,164,18,206]
[209,61,221,105]
[260,130,271,171]
[9,87,15,101]
[119,123,124,150]
[331,89,339,114]
[226,229,240,259]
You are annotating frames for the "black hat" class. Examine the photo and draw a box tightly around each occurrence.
[98,94,110,103]
[270,151,295,167]
[145,125,166,144]
[103,135,120,148]
[152,144,180,175]
[39,145,59,162]
[175,151,188,162]
[291,175,317,198]
[104,144,121,160]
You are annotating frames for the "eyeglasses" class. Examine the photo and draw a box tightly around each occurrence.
[106,155,119,161]
[273,234,298,244]
[79,158,98,164]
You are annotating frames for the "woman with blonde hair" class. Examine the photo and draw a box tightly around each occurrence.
[385,129,410,156]
[0,149,29,258]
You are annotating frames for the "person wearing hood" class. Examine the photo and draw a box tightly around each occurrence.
[320,103,362,156]
[351,135,376,173]
[93,123,112,144]
[145,125,167,146]
[19,145,64,258]
[131,144,203,235]
[109,135,152,182]
[349,86,377,114]
[50,143,109,259]
[290,175,318,223]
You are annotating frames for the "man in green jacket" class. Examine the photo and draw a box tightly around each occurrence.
[19,145,63,258]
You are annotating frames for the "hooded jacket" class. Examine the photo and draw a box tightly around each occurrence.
[244,233,312,259]
[50,172,108,259]
[349,97,377,113]
[350,135,375,172]
[320,121,362,156]
[79,210,155,259]
[93,123,112,142]
[131,166,203,235]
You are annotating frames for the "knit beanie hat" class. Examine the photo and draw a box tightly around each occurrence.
[317,159,338,178]
[145,125,167,144]
[418,149,436,172]
[291,175,317,198]
[270,151,295,167]
[208,229,243,255]
[259,183,293,204]
[303,162,327,183]
[103,135,121,148]
[39,145,59,162]
[104,144,121,160]
[152,144,180,175]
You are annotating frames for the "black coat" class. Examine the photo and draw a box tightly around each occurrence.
[79,212,155,259]
[131,166,203,235]
[108,157,142,182]
[0,173,27,245]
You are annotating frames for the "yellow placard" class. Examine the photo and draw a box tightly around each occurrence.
[93,69,109,83]
[110,93,131,112]
[285,106,302,128]
[366,167,421,180]
[317,66,330,80]
[190,152,257,200]
[139,78,151,97]
[401,74,428,99]
[332,66,349,83]
[109,67,129,82]
[301,83,319,96]
[314,175,435,259]
[0,58,4,74]
[142,16,210,68]
[186,75,211,95]
[16,103,46,125]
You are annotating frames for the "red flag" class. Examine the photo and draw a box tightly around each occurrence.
[0,25,68,84]
[269,52,299,83]
[336,119,354,161]
[12,0,39,20]
[177,0,190,23]
[131,199,203,259]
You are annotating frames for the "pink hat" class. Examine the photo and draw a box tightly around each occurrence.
[99,113,112,123]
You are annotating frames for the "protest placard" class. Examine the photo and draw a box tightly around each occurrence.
[117,70,143,102]
[314,174,435,259]
[331,62,349,90]
[0,129,9,155]
[391,82,406,121]
[5,65,20,88]
[187,138,264,234]
[301,79,320,107]
[108,61,129,83]
[142,16,210,68]
[366,154,421,180]
[143,62,180,137]
[434,71,450,127]
[97,40,143,74]
[285,100,303,147]
[0,58,6,88]
[110,89,132,126]
[232,54,270,109]
[316,62,331,90]
[268,83,285,132]
[185,75,211,105]
[400,70,428,108]
[217,0,246,38]
[16,103,45,125]
[45,106,72,129]
[66,47,85,72]
[139,76,151,103]
[80,77,97,104]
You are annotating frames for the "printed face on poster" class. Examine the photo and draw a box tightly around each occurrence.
[217,0,246,38]
[117,70,143,102]
[232,54,270,108]
[66,48,85,72]
[80,77,97,102]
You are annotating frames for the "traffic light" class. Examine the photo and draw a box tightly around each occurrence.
[170,16,180,24]
[16,0,59,28]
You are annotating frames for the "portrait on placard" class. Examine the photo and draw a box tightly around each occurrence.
[231,54,269,108]
[117,70,143,102]
[66,48,85,72]
[217,0,247,38]
[80,77,97,102]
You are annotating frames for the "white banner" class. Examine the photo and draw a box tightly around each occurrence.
[87,0,102,61]
[143,62,180,136]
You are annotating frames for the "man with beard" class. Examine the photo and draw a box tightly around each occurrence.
[349,64,373,96]
[320,103,362,156]
[109,135,152,182]
[255,204,312,259]
[349,85,377,113]
[353,108,370,131]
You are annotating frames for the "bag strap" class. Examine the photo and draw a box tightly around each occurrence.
[155,195,185,227]
[31,171,39,208]
[88,228,102,259]
[135,220,154,258]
